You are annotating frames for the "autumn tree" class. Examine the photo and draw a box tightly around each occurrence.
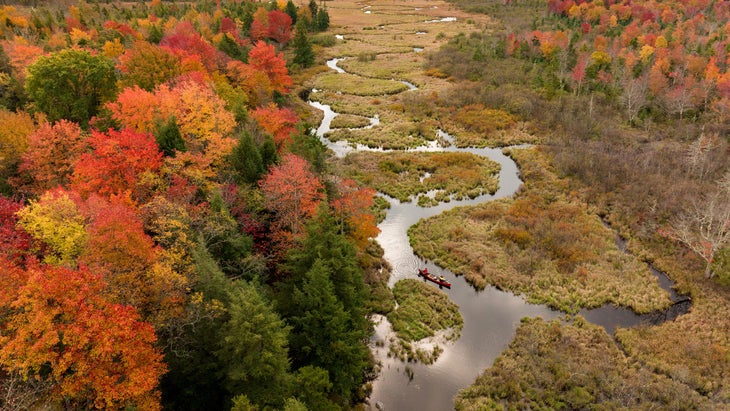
[268,10,293,44]
[248,40,293,95]
[14,120,87,195]
[260,153,324,237]
[71,128,163,202]
[79,197,188,326]
[330,178,380,249]
[0,262,165,410]
[0,196,34,265]
[251,103,298,151]
[119,40,181,91]
[16,188,88,267]
[0,109,35,193]
[25,48,117,127]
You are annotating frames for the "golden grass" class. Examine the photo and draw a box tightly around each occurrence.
[456,317,709,410]
[311,73,410,96]
[329,114,373,129]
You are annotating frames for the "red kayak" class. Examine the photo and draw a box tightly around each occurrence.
[418,268,451,288]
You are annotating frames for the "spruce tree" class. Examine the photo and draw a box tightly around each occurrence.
[217,281,292,408]
[292,21,315,68]
[230,129,264,184]
[285,0,298,24]
[289,260,369,402]
[154,117,186,157]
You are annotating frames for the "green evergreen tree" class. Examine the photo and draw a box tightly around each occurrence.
[229,129,264,184]
[284,0,298,24]
[259,134,280,171]
[292,366,340,410]
[308,0,318,21]
[289,260,369,403]
[316,8,330,31]
[218,34,247,62]
[292,21,315,68]
[154,116,186,157]
[148,24,164,44]
[286,208,369,329]
[217,281,292,409]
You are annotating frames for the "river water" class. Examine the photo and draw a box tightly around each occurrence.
[308,58,689,411]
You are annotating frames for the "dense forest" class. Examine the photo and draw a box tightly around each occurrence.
[0,0,728,410]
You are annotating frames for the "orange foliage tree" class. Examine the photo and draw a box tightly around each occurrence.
[260,153,324,256]
[330,178,380,249]
[70,128,163,202]
[251,103,298,151]
[78,196,188,325]
[0,261,165,410]
[14,120,87,195]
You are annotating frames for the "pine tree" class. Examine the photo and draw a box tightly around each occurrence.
[316,8,330,32]
[154,117,186,157]
[217,281,292,408]
[292,21,315,68]
[289,260,369,402]
[285,0,298,24]
[229,129,264,184]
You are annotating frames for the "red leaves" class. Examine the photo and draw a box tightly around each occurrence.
[251,103,299,151]
[260,153,324,236]
[268,10,293,44]
[331,179,380,248]
[71,128,163,202]
[248,40,293,95]
[0,262,165,410]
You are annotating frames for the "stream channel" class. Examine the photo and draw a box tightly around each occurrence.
[307,57,691,411]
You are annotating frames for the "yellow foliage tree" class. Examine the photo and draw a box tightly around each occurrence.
[16,189,88,267]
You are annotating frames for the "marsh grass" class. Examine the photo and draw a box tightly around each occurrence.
[455,317,708,410]
[312,73,409,96]
[339,52,425,79]
[408,148,671,313]
[330,114,373,129]
[385,279,462,363]
[337,151,500,204]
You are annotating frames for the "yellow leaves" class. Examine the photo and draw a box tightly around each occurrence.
[69,27,92,45]
[590,50,611,66]
[639,44,655,63]
[0,110,36,173]
[17,189,88,267]
[102,38,125,59]
[654,35,668,49]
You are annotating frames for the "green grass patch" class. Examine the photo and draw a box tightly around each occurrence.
[337,151,500,204]
[312,73,409,96]
[387,278,462,341]
[456,317,708,410]
[408,147,671,313]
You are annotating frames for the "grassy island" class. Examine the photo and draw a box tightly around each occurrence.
[386,279,462,363]
[338,151,500,206]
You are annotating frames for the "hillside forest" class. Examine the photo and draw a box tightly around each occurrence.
[0,0,728,410]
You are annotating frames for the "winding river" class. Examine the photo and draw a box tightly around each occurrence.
[308,58,690,411]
